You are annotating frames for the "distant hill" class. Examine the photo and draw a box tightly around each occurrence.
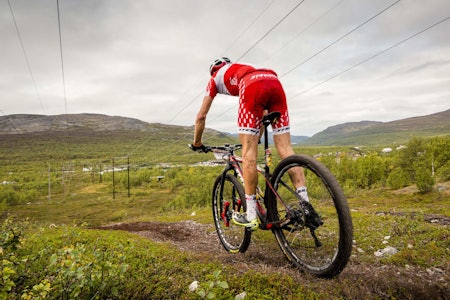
[0,113,226,137]
[1,110,449,146]
[0,114,163,134]
[302,109,450,146]
[0,113,237,164]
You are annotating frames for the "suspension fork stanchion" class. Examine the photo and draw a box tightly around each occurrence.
[218,167,231,199]
[218,170,227,224]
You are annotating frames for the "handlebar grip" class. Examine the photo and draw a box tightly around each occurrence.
[188,144,209,153]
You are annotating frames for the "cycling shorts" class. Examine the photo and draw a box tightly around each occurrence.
[237,72,290,136]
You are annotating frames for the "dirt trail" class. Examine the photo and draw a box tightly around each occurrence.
[100,220,449,299]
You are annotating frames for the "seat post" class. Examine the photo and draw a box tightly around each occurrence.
[263,121,271,178]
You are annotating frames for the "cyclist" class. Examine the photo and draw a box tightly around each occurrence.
[191,57,309,229]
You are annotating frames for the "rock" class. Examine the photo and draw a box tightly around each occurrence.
[189,281,199,292]
[374,246,398,257]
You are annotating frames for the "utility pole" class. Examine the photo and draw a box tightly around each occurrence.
[112,158,115,199]
[99,162,102,183]
[48,163,51,200]
[127,156,130,198]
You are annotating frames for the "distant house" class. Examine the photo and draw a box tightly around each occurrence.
[382,148,393,153]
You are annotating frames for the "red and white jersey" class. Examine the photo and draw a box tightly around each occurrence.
[204,63,289,135]
[205,63,276,98]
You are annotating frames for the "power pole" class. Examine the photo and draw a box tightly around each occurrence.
[112,158,115,199]
[48,163,51,200]
[127,156,130,198]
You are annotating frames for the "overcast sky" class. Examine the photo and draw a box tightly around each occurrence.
[1,0,449,136]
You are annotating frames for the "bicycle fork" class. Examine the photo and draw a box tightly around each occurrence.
[221,198,244,228]
[222,201,231,227]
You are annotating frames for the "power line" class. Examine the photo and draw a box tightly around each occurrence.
[223,0,275,55]
[7,0,45,114]
[55,1,304,161]
[280,0,401,78]
[93,3,446,165]
[167,91,204,123]
[291,16,450,99]
[167,0,397,135]
[236,0,306,62]
[56,0,68,116]
[177,0,307,144]
[166,0,277,126]
[138,9,449,165]
[199,0,342,134]
[265,0,345,64]
[127,2,280,158]
[162,1,340,153]
[198,1,339,135]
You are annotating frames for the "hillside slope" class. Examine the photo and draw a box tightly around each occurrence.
[0,113,236,164]
[0,113,166,134]
[0,113,228,138]
[302,109,450,145]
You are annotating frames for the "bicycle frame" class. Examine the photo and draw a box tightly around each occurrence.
[215,113,292,230]
[197,111,353,277]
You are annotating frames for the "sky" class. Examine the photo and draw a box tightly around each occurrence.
[1,0,449,136]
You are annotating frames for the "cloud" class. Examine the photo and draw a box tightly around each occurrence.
[1,0,449,137]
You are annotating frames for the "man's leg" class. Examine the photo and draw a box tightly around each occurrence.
[240,133,260,196]
[232,133,260,228]
[273,132,306,189]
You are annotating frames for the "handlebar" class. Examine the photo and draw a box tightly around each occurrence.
[188,144,242,153]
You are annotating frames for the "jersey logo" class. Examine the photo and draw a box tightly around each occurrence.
[230,76,238,86]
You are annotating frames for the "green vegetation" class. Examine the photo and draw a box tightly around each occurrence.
[0,129,449,299]
[312,136,450,194]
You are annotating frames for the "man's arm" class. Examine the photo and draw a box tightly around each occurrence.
[193,95,214,146]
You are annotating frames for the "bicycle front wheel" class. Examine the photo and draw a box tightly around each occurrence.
[212,173,251,253]
[268,155,353,278]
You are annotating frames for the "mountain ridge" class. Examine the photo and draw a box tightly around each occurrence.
[0,113,155,134]
[1,109,449,145]
[303,109,450,145]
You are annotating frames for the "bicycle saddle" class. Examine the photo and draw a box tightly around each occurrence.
[262,111,281,126]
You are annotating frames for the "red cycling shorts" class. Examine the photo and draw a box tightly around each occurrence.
[237,72,290,136]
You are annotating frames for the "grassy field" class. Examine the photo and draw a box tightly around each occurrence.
[0,131,449,299]
[2,172,449,299]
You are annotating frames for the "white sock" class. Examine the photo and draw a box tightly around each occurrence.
[296,186,309,202]
[245,194,257,220]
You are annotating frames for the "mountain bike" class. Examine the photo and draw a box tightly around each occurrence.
[189,112,353,278]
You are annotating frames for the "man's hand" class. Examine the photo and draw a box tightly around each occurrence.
[188,143,208,153]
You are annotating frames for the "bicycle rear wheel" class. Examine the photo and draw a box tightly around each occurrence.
[268,155,353,278]
[212,173,251,253]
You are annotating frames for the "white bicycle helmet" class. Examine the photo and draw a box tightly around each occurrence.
[209,57,231,75]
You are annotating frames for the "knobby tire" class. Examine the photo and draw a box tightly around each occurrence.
[268,154,353,278]
[212,173,251,253]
